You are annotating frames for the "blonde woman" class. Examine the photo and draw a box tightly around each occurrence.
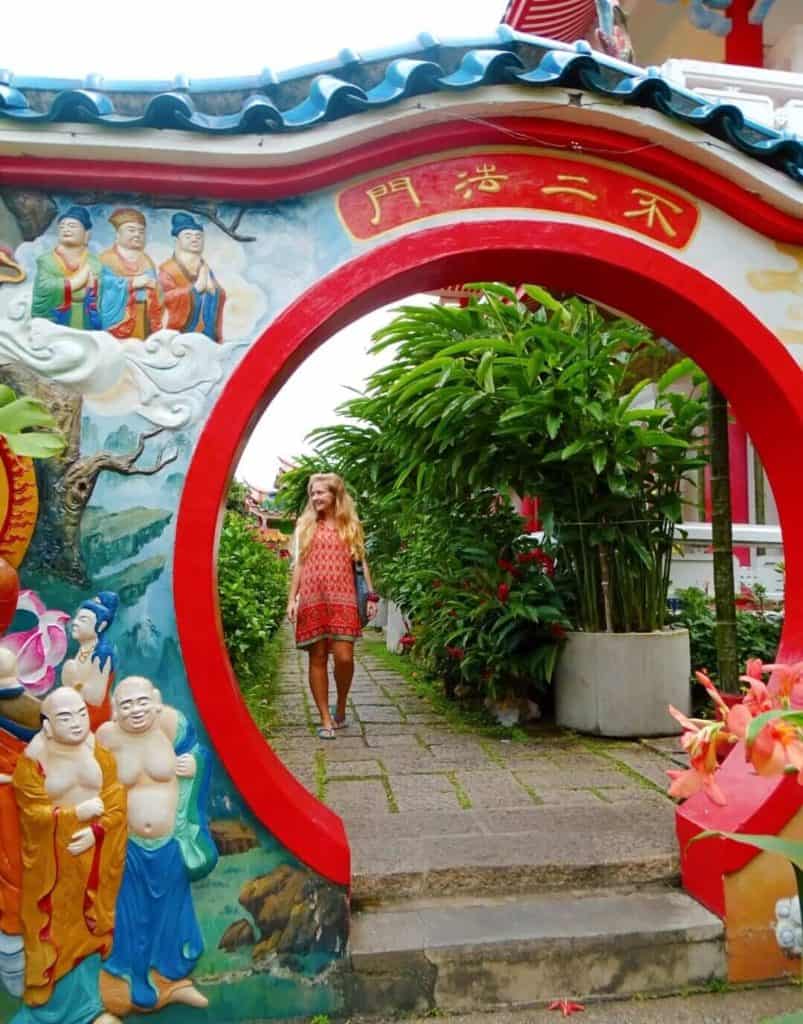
[286,474,378,739]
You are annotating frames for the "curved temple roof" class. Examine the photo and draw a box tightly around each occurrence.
[0,26,801,184]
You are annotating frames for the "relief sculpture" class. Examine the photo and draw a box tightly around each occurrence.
[11,687,127,1024]
[98,676,217,1015]
[61,592,119,732]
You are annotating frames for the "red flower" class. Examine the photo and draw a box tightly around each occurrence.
[535,550,556,577]
[446,646,465,660]
[735,584,757,610]
[497,558,521,578]
[497,582,510,603]
[399,634,415,649]
[549,623,567,640]
[517,548,555,576]
[548,999,585,1017]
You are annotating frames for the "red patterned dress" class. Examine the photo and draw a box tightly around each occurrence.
[296,520,361,648]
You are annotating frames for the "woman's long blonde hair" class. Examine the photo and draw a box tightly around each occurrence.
[294,473,365,562]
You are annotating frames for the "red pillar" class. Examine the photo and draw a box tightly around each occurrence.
[725,0,764,68]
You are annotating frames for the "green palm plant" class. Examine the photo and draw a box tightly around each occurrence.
[325,284,707,633]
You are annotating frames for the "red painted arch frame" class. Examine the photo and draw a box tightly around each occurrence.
[175,217,803,887]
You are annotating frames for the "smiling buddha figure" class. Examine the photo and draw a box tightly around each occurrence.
[98,676,217,1016]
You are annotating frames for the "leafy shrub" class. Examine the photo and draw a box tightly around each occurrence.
[226,479,248,513]
[671,585,782,680]
[378,494,569,701]
[313,286,707,633]
[218,510,289,686]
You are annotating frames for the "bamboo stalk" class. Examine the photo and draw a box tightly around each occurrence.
[709,383,740,692]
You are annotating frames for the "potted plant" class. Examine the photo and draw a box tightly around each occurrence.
[517,293,709,736]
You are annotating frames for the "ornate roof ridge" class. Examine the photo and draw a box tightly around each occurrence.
[1,26,800,184]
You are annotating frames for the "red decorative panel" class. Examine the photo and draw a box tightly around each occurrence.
[337,151,699,249]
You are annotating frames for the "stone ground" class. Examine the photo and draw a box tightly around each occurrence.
[267,629,689,898]
[352,985,802,1023]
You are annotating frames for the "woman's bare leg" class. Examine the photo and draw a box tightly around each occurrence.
[307,640,334,729]
[331,640,355,722]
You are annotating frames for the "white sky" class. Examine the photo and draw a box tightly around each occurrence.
[8,1,503,79]
[7,1,504,491]
[237,299,436,492]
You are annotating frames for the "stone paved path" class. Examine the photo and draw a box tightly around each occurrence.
[267,629,689,900]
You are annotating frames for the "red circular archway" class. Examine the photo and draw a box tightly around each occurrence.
[175,218,803,885]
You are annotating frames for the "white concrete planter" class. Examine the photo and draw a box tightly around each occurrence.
[555,628,691,738]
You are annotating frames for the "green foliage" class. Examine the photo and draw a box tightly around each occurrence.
[226,480,248,512]
[375,493,569,700]
[671,586,782,679]
[217,510,289,689]
[314,286,707,633]
[237,629,285,734]
[0,385,65,457]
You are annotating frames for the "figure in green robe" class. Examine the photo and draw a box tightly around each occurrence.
[31,207,101,330]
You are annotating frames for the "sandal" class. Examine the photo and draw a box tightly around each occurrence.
[317,726,337,740]
[330,706,350,729]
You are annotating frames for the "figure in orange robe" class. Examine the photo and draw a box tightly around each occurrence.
[158,213,225,342]
[0,649,41,998]
[11,688,126,1024]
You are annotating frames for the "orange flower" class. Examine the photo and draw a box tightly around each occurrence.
[744,658,765,681]
[725,702,753,740]
[739,678,775,718]
[666,706,729,805]
[764,662,803,707]
[748,718,803,781]
[694,670,729,722]
[692,670,756,740]
[694,666,782,740]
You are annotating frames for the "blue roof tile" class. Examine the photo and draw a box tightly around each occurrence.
[0,27,799,184]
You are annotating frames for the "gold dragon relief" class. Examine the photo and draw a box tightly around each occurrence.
[747,242,803,347]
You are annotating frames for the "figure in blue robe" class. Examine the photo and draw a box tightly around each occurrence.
[97,684,217,1016]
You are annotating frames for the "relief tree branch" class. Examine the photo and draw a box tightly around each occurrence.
[0,363,178,585]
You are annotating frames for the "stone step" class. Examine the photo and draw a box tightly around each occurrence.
[349,799,680,906]
[344,887,725,1016]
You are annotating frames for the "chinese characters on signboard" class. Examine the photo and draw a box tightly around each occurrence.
[337,152,698,249]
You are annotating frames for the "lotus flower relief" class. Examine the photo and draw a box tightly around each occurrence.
[0,590,69,696]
